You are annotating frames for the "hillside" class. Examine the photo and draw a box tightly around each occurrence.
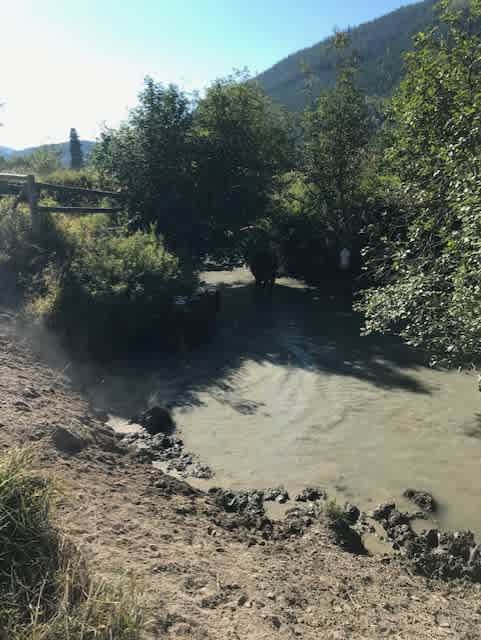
[0,140,95,166]
[257,0,437,110]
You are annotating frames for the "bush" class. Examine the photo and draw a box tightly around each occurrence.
[39,169,118,207]
[30,214,194,358]
[0,197,195,358]
[0,449,144,639]
[0,200,63,301]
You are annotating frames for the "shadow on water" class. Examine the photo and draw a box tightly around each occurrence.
[84,276,431,419]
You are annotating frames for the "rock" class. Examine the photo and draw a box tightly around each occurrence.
[188,463,214,480]
[403,488,437,513]
[372,502,396,521]
[52,426,87,454]
[374,504,481,583]
[14,400,31,412]
[90,408,109,423]
[343,502,360,525]
[328,517,367,555]
[211,489,265,517]
[151,475,199,497]
[23,386,40,399]
[387,509,410,528]
[133,406,175,436]
[271,616,282,630]
[295,487,326,502]
[264,487,289,503]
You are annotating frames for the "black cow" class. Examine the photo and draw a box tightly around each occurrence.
[248,249,279,289]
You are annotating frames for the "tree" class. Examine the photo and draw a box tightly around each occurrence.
[358,0,481,365]
[194,72,294,257]
[302,34,372,245]
[30,146,62,176]
[93,74,294,260]
[93,78,196,255]
[69,128,84,170]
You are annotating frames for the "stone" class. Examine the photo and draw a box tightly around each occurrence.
[295,487,326,502]
[52,426,87,454]
[14,400,31,412]
[328,517,367,555]
[343,502,360,524]
[271,616,281,630]
[133,406,175,436]
[372,502,396,521]
[403,488,437,513]
[264,487,289,503]
[23,386,40,399]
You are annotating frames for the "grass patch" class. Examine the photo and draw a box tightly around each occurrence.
[0,449,145,639]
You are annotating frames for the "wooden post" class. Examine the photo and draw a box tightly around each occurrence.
[26,174,39,232]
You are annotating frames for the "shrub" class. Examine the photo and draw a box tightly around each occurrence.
[30,214,194,358]
[0,200,63,300]
[39,169,118,207]
[0,449,144,639]
[0,197,195,358]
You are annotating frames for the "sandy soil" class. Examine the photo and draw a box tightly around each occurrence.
[1,308,481,639]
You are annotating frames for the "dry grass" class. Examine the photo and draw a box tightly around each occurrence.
[0,449,145,640]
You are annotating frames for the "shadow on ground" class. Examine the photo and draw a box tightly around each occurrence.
[80,275,431,419]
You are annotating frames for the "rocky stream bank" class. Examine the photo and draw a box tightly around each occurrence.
[2,309,481,638]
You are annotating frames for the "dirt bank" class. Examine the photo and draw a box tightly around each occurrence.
[1,309,481,639]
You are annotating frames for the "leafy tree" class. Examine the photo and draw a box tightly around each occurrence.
[69,128,84,170]
[302,35,372,245]
[358,0,481,365]
[93,74,293,260]
[30,146,62,176]
[193,72,294,257]
[93,78,196,255]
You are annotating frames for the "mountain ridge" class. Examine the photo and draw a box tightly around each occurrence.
[257,0,438,110]
[0,141,95,166]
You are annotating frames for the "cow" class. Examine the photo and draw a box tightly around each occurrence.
[248,248,279,289]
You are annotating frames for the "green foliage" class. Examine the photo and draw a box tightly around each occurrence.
[0,200,62,297]
[93,79,196,254]
[194,72,294,256]
[29,147,63,176]
[0,195,192,358]
[93,74,293,260]
[0,449,144,639]
[0,147,62,177]
[303,60,372,242]
[269,44,373,285]
[39,168,117,206]
[357,0,481,365]
[30,215,190,358]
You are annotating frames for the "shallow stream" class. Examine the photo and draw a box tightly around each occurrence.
[102,269,481,535]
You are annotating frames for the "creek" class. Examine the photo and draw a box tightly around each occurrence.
[102,269,481,535]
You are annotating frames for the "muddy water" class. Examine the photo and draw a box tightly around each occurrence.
[101,269,481,535]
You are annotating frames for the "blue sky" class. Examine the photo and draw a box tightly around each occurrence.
[1,0,420,148]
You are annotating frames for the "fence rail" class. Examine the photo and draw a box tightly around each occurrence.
[0,173,125,230]
[37,206,123,215]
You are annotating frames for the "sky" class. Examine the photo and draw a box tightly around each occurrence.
[1,0,421,149]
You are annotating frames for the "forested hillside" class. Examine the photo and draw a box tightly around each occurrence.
[0,140,94,166]
[257,0,437,109]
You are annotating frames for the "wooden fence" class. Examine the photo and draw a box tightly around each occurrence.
[0,173,125,231]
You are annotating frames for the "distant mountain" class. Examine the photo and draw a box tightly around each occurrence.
[257,0,438,110]
[0,146,15,158]
[0,141,95,166]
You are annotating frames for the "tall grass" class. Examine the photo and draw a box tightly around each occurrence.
[0,449,144,639]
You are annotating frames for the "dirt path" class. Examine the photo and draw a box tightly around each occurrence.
[1,308,481,639]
